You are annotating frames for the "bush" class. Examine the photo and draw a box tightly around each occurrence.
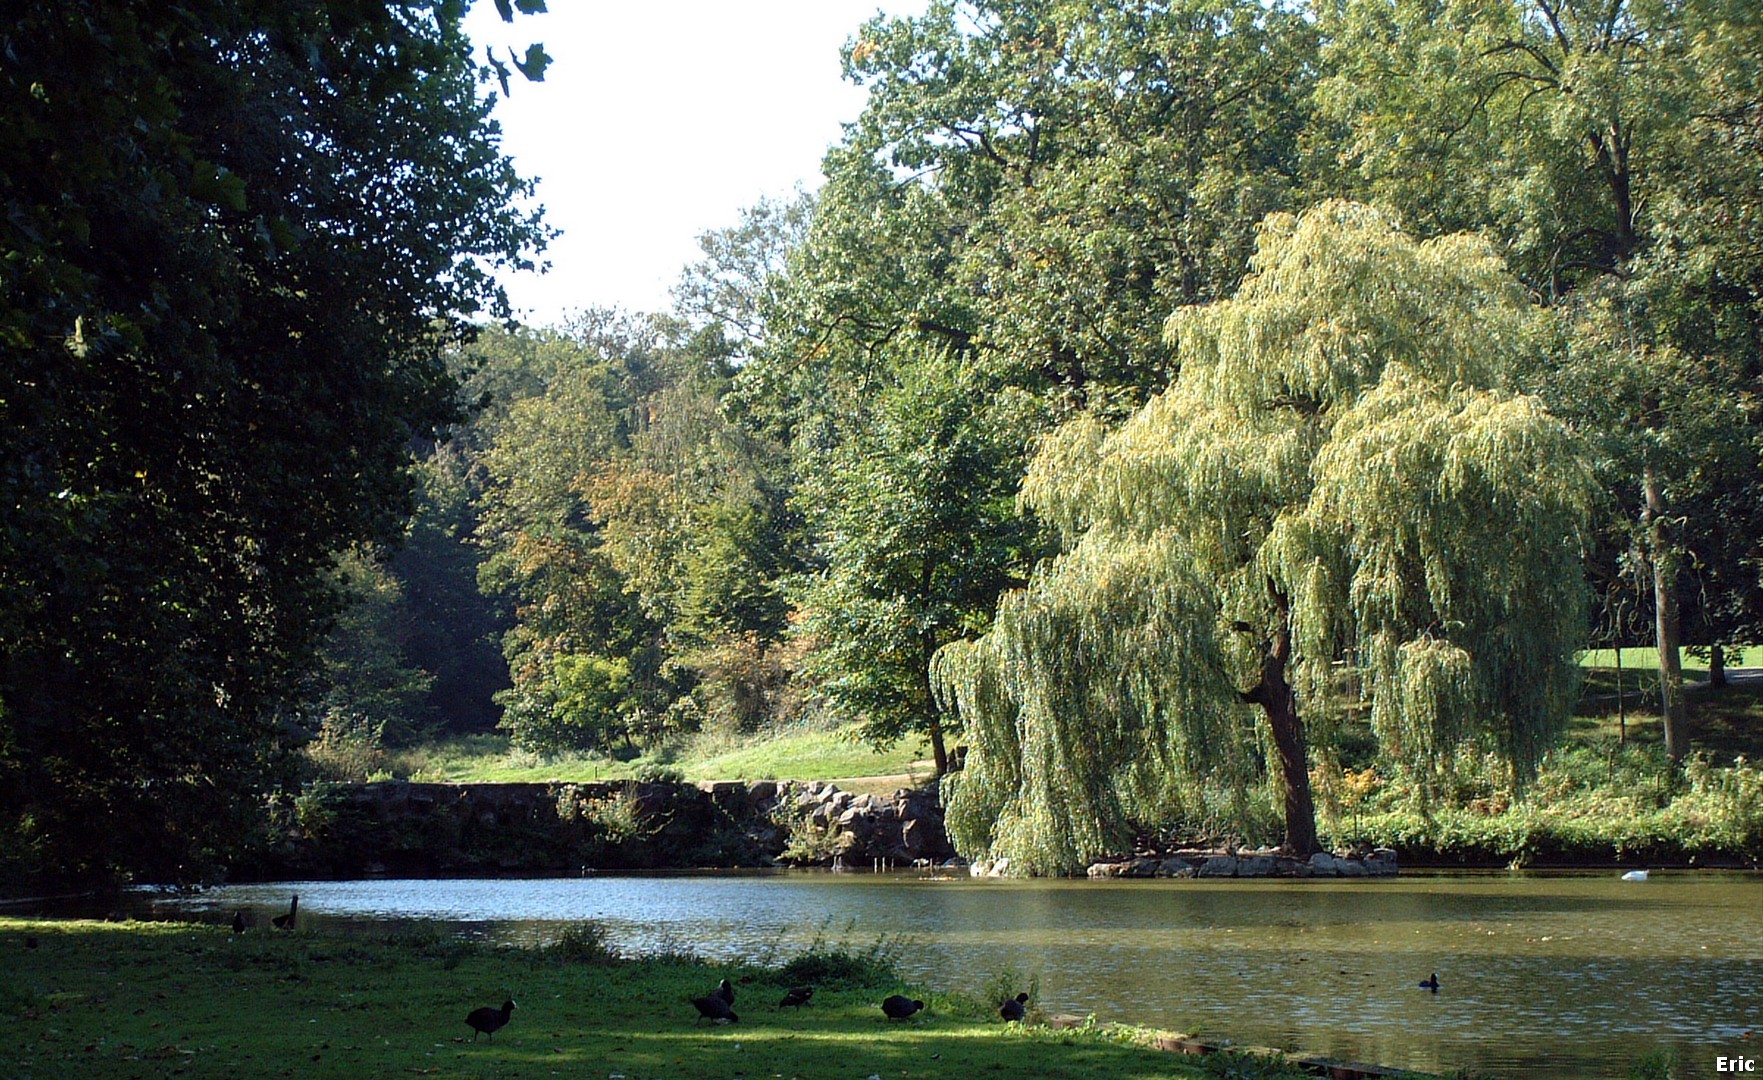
[775,919,907,989]
[547,921,622,965]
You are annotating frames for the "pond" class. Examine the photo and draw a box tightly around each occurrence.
[89,869,1763,1078]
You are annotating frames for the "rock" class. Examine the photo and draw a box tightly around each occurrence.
[1309,851,1341,875]
[1198,855,1239,877]
[1236,854,1275,877]
[1156,858,1197,878]
[900,817,939,857]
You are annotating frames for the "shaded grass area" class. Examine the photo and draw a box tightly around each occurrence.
[388,726,927,788]
[0,918,1330,1080]
[1570,678,1763,762]
[1322,673,1763,864]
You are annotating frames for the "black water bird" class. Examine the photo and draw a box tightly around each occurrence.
[466,999,515,1041]
[231,911,247,935]
[25,935,38,950]
[1419,973,1440,992]
[780,985,814,1009]
[272,894,298,930]
[881,995,924,1020]
[999,992,1029,1022]
[716,977,735,1006]
[692,993,739,1024]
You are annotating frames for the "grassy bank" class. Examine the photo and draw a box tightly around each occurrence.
[377,726,928,790]
[0,917,1338,1080]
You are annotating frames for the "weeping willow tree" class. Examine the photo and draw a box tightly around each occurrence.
[936,202,1597,873]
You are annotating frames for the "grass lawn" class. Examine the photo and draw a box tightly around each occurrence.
[683,729,930,785]
[0,918,1327,1080]
[1575,645,1754,675]
[390,727,928,789]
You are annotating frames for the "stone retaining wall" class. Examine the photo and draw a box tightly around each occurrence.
[243,778,955,879]
[241,778,1396,881]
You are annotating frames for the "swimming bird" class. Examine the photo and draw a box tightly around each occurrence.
[1620,869,1650,881]
[271,894,298,930]
[999,992,1029,1021]
[465,999,515,1041]
[716,977,735,1006]
[780,985,814,1009]
[692,993,739,1024]
[1419,973,1440,992]
[231,911,247,935]
[881,995,924,1020]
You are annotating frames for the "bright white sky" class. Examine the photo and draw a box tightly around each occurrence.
[464,1,926,328]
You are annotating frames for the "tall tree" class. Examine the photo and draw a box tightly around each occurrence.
[0,2,546,882]
[795,346,1047,775]
[937,203,1595,872]
[766,0,1318,410]
[1317,0,1763,757]
[473,324,651,753]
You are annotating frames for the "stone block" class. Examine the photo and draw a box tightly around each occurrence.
[1236,854,1276,877]
[1198,855,1239,877]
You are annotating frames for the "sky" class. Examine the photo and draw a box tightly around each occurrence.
[464,1,926,328]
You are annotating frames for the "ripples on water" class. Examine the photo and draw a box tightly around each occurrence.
[115,870,1763,1079]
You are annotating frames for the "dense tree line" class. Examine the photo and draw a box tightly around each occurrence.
[339,0,1755,877]
[8,0,1759,884]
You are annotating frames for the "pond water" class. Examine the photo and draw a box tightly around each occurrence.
[98,869,1763,1078]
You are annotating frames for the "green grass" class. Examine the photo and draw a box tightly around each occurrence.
[1575,645,1753,673]
[387,726,928,788]
[682,728,929,785]
[0,918,1327,1080]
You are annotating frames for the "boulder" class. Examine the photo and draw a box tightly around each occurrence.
[1198,855,1239,877]
[1236,854,1276,877]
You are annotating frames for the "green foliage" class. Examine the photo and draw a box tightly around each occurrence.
[774,920,908,990]
[466,316,805,756]
[777,0,1319,404]
[940,203,1596,873]
[0,0,547,885]
[795,345,1049,773]
[302,714,393,784]
[545,920,623,966]
[1317,0,1763,754]
[303,549,436,751]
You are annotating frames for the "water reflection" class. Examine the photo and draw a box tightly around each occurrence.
[74,870,1763,1078]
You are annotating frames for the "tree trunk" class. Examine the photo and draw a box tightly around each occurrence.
[1642,466,1690,759]
[927,713,948,778]
[1242,589,1318,856]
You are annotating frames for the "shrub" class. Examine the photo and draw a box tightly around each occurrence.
[547,921,622,965]
[775,919,907,988]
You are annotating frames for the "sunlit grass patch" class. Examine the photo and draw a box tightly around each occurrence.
[0,917,1323,1080]
[387,724,930,787]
